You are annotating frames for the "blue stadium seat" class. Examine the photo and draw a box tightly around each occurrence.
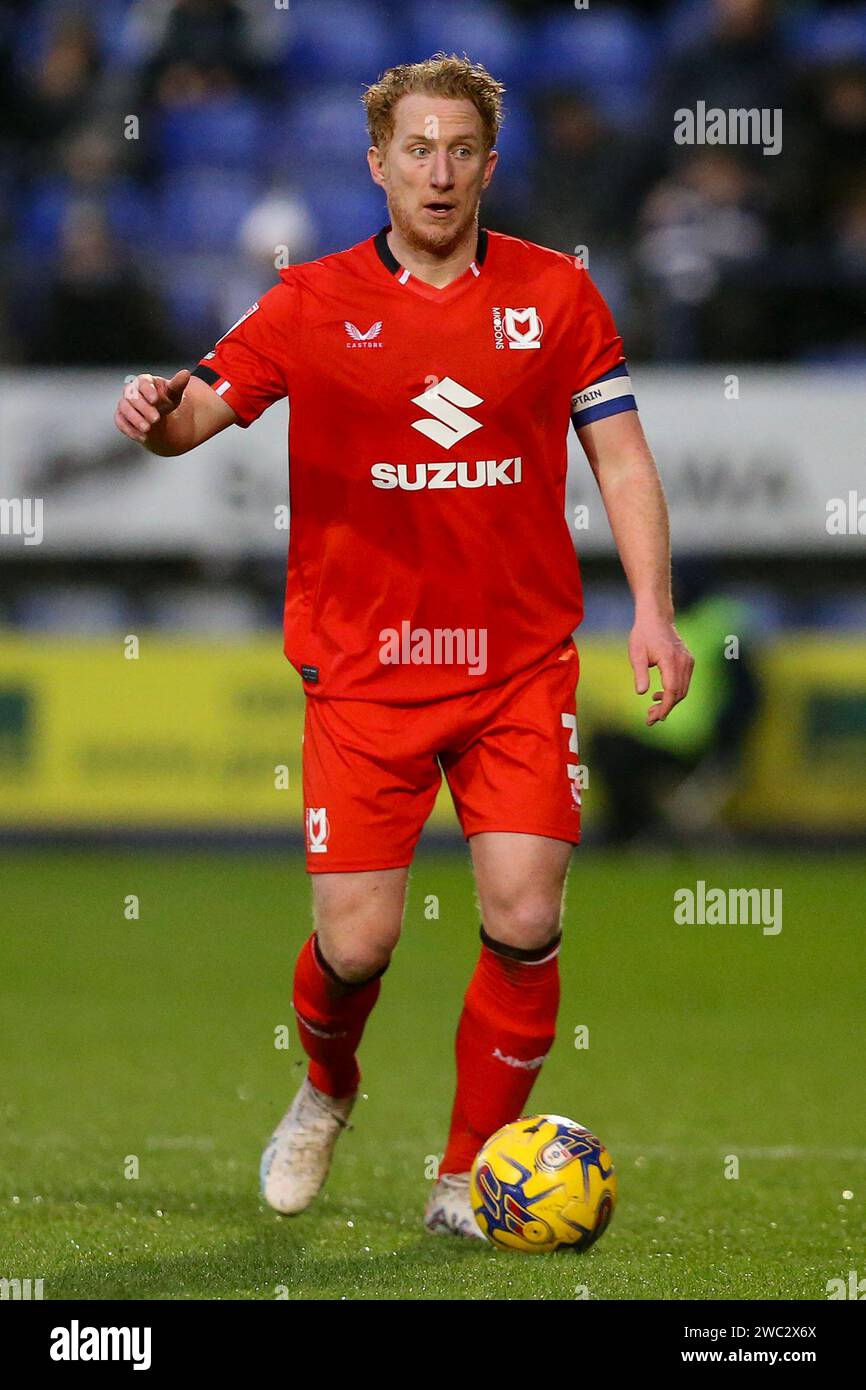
[16,180,65,251]
[276,86,372,172]
[18,178,155,253]
[90,0,138,70]
[156,98,266,172]
[302,177,388,256]
[21,0,137,71]
[281,0,398,80]
[492,96,532,170]
[276,81,532,181]
[403,0,528,88]
[158,171,261,253]
[105,181,158,248]
[531,6,657,129]
[161,252,233,349]
[9,0,71,77]
[658,0,715,57]
[781,4,866,63]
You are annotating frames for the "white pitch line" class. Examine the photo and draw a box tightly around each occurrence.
[615,1146,866,1161]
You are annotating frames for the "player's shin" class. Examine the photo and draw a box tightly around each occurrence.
[292,932,387,1098]
[440,927,561,1175]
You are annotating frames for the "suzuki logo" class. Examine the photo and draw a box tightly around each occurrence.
[410,376,484,449]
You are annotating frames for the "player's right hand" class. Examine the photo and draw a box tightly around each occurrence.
[114,369,191,443]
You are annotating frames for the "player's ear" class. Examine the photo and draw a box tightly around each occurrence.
[367,145,386,186]
[481,148,498,188]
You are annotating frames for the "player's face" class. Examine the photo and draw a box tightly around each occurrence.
[368,94,497,256]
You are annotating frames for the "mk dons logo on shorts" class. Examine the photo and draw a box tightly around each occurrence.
[306,807,329,853]
[492,306,543,350]
[410,376,483,448]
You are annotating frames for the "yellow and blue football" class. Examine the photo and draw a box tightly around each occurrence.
[470,1114,617,1253]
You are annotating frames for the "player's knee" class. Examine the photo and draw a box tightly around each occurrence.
[483,898,562,953]
[315,931,394,986]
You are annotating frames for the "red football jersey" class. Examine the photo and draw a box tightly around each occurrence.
[194,225,637,702]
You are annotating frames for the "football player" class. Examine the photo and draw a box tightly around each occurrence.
[115,54,693,1238]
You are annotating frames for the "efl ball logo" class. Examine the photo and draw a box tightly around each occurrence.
[537,1137,578,1172]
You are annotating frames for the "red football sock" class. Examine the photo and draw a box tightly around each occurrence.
[440,930,561,1175]
[292,933,385,1099]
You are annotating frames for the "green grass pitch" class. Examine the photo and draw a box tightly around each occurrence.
[1,847,864,1301]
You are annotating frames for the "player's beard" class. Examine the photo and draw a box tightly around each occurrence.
[390,193,480,261]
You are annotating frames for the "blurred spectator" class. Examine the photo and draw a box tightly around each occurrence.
[833,182,866,275]
[588,560,762,847]
[526,88,649,258]
[636,149,772,360]
[23,205,178,365]
[0,0,863,365]
[777,180,866,363]
[16,116,152,266]
[214,185,317,336]
[18,13,102,153]
[656,0,788,129]
[55,121,126,198]
[779,61,866,246]
[135,0,261,105]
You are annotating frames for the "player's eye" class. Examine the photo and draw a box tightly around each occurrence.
[411,146,429,157]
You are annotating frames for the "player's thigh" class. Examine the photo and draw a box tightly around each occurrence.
[443,637,583,851]
[303,695,441,872]
[470,831,573,950]
[311,865,410,980]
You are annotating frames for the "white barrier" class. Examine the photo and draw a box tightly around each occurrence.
[0,367,861,556]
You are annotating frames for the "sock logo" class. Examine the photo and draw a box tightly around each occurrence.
[293,1007,348,1040]
[491,1047,547,1071]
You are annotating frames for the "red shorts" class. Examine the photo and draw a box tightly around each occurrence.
[301,637,582,872]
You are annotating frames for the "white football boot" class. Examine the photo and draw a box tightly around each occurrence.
[423,1172,486,1240]
[260,1075,356,1215]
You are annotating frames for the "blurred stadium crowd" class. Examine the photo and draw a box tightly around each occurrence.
[1,0,865,367]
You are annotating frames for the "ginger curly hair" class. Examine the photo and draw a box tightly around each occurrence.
[362,52,506,155]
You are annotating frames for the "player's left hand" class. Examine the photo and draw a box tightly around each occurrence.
[629,616,694,726]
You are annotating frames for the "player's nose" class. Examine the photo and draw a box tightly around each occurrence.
[429,154,455,189]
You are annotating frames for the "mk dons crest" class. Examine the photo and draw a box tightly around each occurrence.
[503,307,543,349]
[306,807,329,853]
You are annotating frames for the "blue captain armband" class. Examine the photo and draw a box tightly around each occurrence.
[570,363,637,428]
